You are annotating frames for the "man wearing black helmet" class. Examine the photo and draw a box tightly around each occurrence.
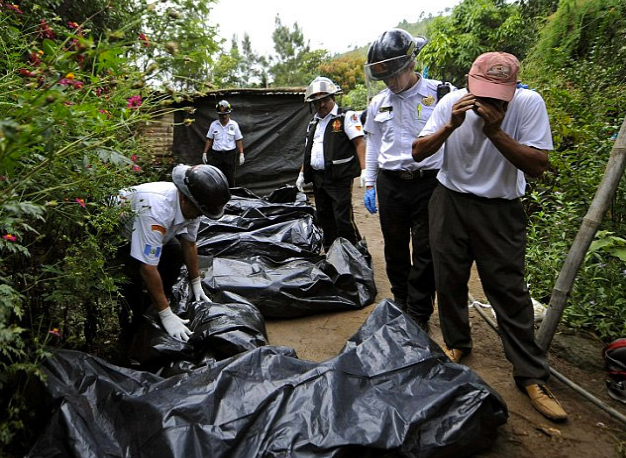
[296,76,366,250]
[203,100,244,187]
[117,164,231,342]
[362,29,454,331]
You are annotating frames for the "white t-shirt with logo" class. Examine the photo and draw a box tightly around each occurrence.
[420,88,553,199]
[206,119,243,151]
[119,182,199,265]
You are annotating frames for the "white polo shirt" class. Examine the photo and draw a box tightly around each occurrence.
[419,88,553,199]
[206,119,243,151]
[308,104,364,170]
[364,76,449,186]
[118,182,199,265]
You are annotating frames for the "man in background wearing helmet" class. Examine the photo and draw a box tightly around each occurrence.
[117,164,231,342]
[413,52,567,422]
[296,76,366,251]
[363,29,454,331]
[202,100,244,187]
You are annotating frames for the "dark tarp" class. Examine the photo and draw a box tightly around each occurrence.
[174,90,312,196]
[28,300,508,458]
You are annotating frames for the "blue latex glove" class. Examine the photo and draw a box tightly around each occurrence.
[364,187,377,214]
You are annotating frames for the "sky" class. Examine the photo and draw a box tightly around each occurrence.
[208,0,462,57]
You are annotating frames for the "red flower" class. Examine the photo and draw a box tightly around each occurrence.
[138,33,150,47]
[2,234,17,242]
[38,19,56,40]
[75,198,86,208]
[132,165,142,173]
[18,68,36,78]
[5,3,23,14]
[130,154,138,163]
[29,51,42,66]
[48,328,61,337]
[126,95,142,109]
[68,21,79,29]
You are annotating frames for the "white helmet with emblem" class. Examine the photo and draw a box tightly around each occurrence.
[304,77,342,103]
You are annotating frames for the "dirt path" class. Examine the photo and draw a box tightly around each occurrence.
[266,181,626,458]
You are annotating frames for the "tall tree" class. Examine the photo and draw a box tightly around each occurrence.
[269,15,329,87]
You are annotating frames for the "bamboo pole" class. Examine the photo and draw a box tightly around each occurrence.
[537,116,626,350]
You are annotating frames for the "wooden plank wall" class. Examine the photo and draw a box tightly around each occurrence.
[140,112,175,167]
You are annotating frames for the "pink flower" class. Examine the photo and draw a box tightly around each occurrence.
[99,109,111,119]
[2,234,17,242]
[75,198,86,208]
[48,328,61,337]
[67,21,80,29]
[59,78,84,89]
[126,95,142,109]
[130,154,138,163]
[6,3,23,14]
[132,165,142,173]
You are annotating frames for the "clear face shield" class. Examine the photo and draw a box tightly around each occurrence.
[364,56,416,100]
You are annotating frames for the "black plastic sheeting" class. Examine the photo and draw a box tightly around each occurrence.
[174,92,312,196]
[171,186,376,318]
[128,292,268,375]
[28,300,508,458]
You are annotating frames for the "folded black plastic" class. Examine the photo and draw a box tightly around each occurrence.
[196,237,376,318]
[28,300,507,458]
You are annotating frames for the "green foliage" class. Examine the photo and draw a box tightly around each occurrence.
[522,0,626,341]
[421,0,528,85]
[341,84,368,111]
[318,54,366,94]
[0,1,212,453]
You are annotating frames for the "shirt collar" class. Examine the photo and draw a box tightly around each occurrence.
[393,73,426,100]
[314,103,339,121]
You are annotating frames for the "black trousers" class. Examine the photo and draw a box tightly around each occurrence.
[429,185,550,386]
[376,169,438,321]
[117,238,183,336]
[312,171,360,251]
[206,148,237,187]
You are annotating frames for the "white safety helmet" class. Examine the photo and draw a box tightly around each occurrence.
[304,76,342,103]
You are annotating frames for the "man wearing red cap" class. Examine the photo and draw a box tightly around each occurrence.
[412,52,568,422]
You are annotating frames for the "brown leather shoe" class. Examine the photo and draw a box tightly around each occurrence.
[443,346,466,363]
[525,384,568,422]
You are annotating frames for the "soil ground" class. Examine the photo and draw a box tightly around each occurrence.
[265,180,626,458]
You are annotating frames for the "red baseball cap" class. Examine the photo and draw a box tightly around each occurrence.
[468,52,520,102]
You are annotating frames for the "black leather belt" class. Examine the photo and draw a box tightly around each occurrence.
[381,169,438,180]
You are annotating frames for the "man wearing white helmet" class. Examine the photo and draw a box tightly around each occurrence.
[296,76,366,250]
[363,29,455,331]
[117,164,231,342]
[203,100,244,187]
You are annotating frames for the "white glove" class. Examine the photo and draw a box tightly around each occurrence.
[190,276,210,302]
[238,153,245,165]
[296,172,305,192]
[158,307,192,341]
[202,152,207,164]
[359,169,366,188]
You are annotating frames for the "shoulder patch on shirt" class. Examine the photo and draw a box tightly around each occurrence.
[151,224,166,235]
[351,113,358,122]
[355,125,362,131]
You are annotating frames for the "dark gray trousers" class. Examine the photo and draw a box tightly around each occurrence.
[429,184,550,386]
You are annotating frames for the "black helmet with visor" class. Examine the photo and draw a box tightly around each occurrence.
[365,29,427,81]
